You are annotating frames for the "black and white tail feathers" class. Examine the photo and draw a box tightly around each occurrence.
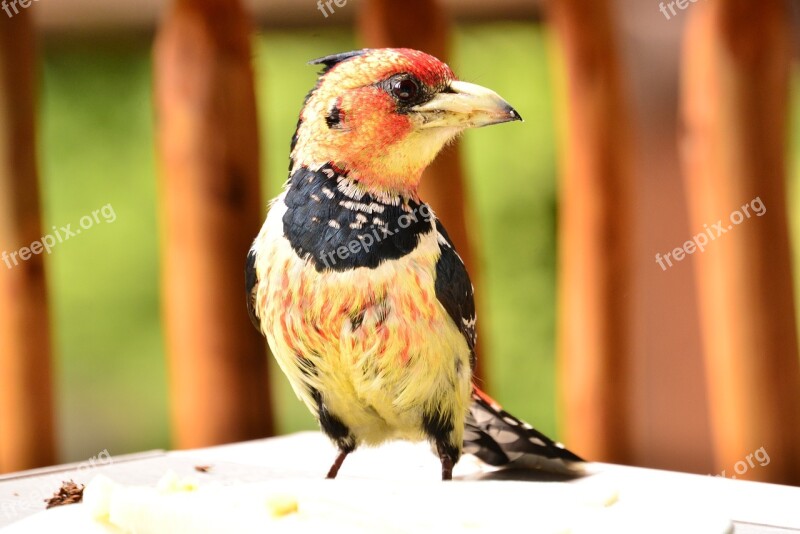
[464,388,587,476]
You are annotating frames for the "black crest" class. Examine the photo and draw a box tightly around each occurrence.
[308,49,371,74]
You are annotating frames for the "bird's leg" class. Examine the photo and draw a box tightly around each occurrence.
[425,414,458,481]
[326,449,351,479]
[440,454,454,481]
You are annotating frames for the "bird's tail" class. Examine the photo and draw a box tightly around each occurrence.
[464,387,587,476]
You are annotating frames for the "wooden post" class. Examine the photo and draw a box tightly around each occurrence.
[609,1,714,474]
[680,0,800,484]
[0,10,57,472]
[549,0,635,463]
[154,0,273,448]
[357,0,487,383]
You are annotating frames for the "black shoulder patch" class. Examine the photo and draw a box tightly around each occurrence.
[309,49,371,74]
[434,221,477,368]
[282,165,434,272]
[245,248,261,331]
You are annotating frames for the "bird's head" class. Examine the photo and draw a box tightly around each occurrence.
[291,48,521,198]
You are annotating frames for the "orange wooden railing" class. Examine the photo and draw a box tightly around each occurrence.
[681,0,800,484]
[550,0,635,465]
[0,10,57,473]
[153,0,274,448]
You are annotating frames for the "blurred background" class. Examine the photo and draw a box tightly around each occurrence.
[1,0,799,485]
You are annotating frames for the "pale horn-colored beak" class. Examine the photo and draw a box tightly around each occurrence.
[411,80,523,130]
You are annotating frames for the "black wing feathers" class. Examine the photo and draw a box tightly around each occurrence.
[245,248,261,331]
[434,220,477,367]
[465,390,586,475]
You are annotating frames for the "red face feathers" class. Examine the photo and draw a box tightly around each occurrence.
[291,48,521,198]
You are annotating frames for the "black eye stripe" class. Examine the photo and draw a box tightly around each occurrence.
[326,103,343,129]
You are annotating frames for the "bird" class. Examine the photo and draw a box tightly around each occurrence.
[247,48,585,480]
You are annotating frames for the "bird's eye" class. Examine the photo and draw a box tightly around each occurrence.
[392,78,420,103]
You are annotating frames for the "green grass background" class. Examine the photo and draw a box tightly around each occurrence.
[39,24,800,463]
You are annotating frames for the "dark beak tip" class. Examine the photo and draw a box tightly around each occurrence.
[509,107,523,122]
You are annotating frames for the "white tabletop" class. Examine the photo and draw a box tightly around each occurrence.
[0,432,798,533]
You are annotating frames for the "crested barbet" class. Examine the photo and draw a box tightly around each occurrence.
[247,48,585,480]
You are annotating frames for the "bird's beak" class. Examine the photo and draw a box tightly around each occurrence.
[412,80,523,130]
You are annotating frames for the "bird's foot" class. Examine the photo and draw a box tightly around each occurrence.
[440,455,454,481]
[326,449,351,479]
